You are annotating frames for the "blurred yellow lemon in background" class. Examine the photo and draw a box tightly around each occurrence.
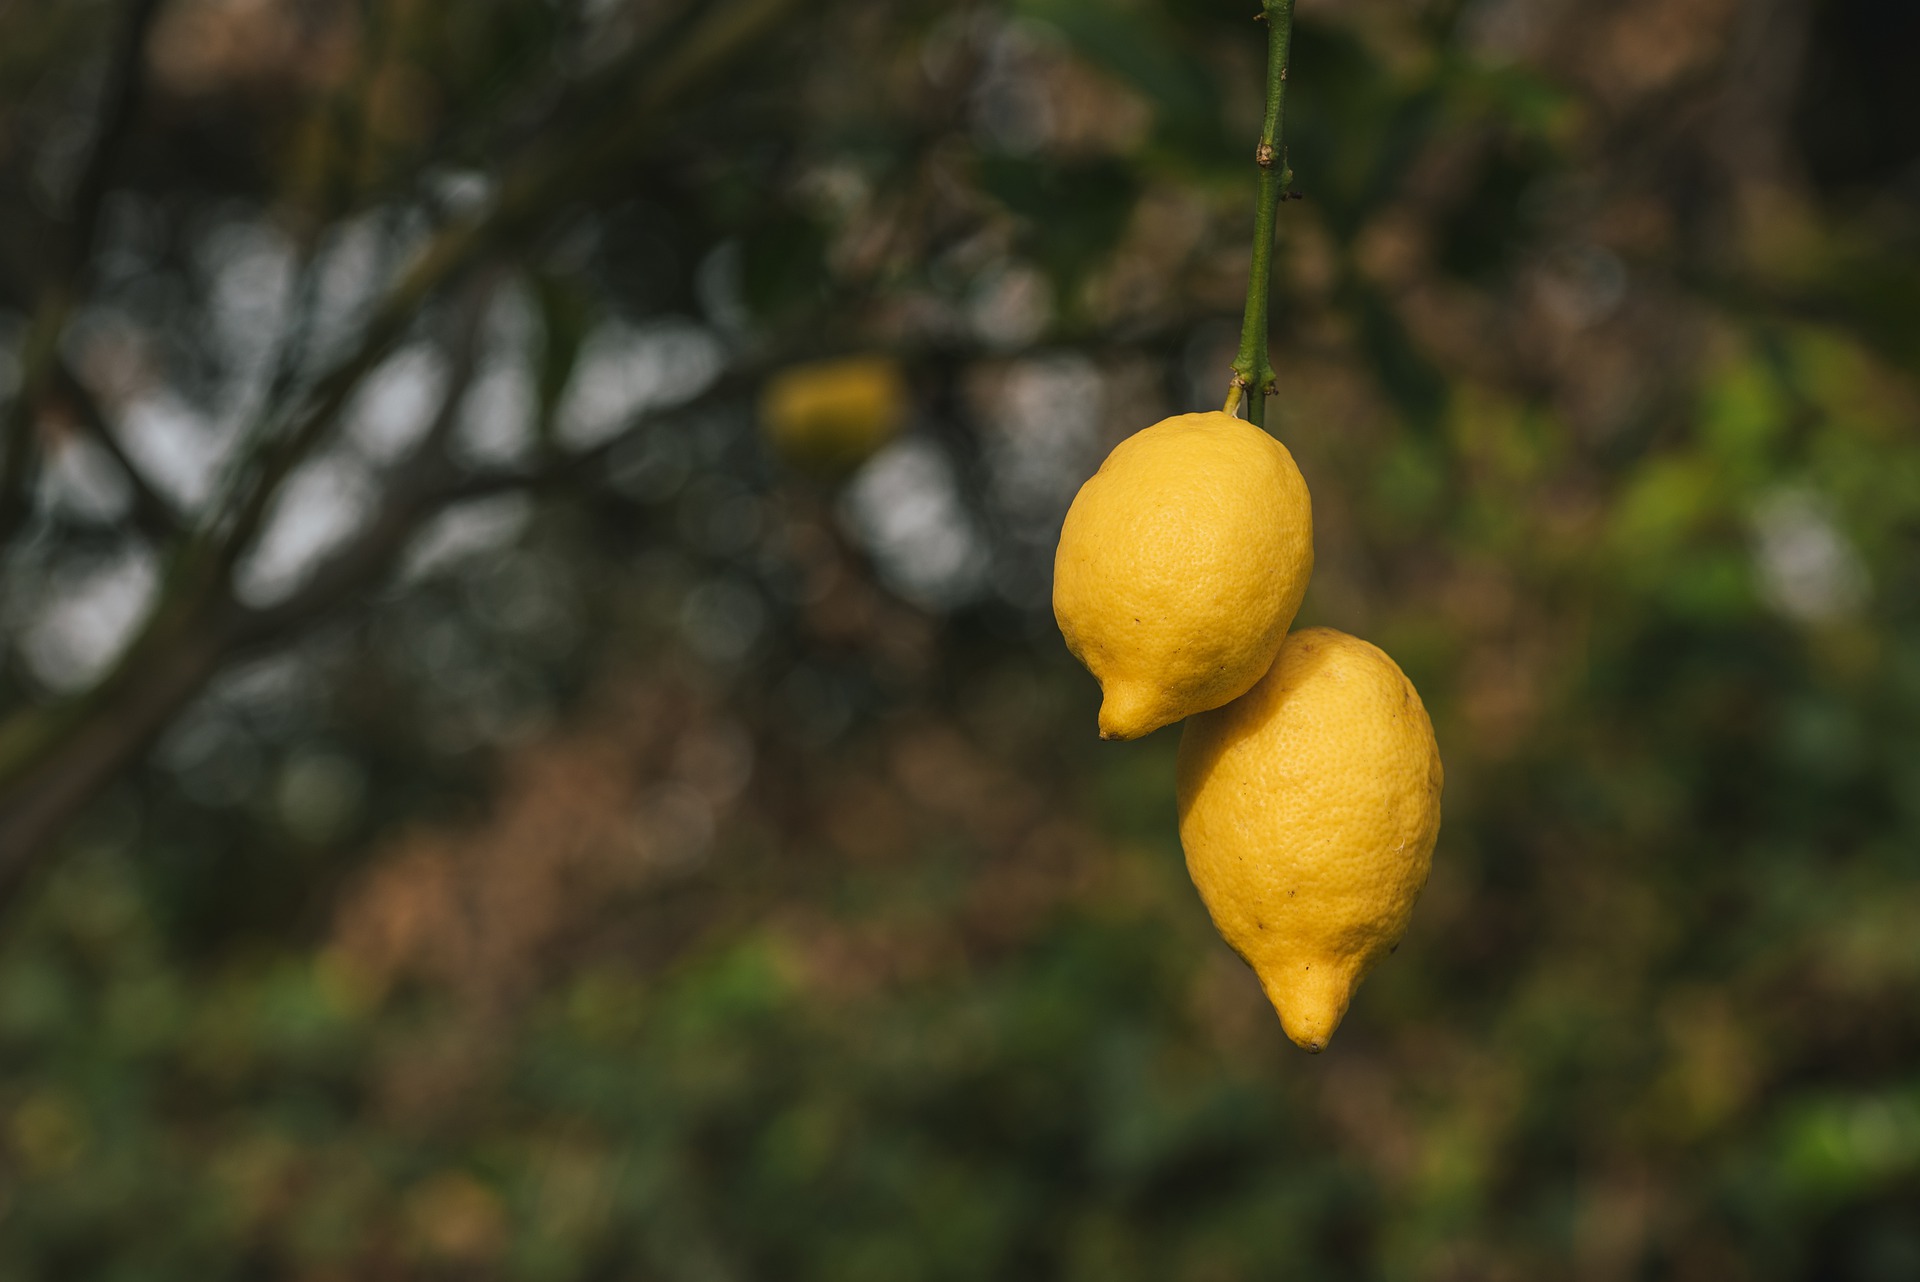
[1053,411,1313,740]
[1177,627,1442,1052]
[761,356,908,471]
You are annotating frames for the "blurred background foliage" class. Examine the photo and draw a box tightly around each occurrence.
[0,0,1917,1276]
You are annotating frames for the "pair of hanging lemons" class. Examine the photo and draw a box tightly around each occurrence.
[1054,411,1442,1053]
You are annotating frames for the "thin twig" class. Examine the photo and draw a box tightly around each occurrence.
[234,273,499,643]
[0,0,167,548]
[1226,0,1297,429]
[0,278,491,875]
[0,303,64,545]
[48,358,184,542]
[65,0,167,275]
[0,0,814,882]
[195,0,808,587]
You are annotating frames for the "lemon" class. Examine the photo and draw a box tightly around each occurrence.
[1053,411,1313,740]
[1177,627,1442,1052]
[762,356,908,470]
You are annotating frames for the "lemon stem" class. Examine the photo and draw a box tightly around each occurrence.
[1226,0,1296,429]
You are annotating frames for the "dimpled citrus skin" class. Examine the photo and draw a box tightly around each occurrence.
[1053,411,1313,740]
[1177,627,1442,1052]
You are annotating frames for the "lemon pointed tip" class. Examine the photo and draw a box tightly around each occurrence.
[1285,1020,1334,1052]
[1096,687,1161,741]
[1257,963,1354,1054]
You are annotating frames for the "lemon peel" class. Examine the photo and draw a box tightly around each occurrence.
[1177,627,1442,1052]
[1053,411,1313,740]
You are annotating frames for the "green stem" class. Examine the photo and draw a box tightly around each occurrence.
[1226,0,1296,429]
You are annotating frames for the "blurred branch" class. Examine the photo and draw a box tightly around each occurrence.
[436,388,743,509]
[235,273,498,644]
[0,0,165,549]
[437,325,1216,524]
[0,276,493,900]
[0,284,1214,894]
[48,358,183,543]
[0,302,63,547]
[0,611,240,905]
[65,0,167,276]
[0,0,811,894]
[197,0,809,587]
[196,219,488,583]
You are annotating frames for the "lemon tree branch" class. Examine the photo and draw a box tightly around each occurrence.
[1225,0,1296,429]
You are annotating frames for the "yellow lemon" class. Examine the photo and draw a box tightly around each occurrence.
[1177,627,1442,1052]
[1053,411,1313,740]
[761,356,908,470]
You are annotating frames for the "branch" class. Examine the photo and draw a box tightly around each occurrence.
[241,367,726,643]
[65,0,167,276]
[0,0,166,550]
[440,312,1229,508]
[196,0,808,586]
[0,293,1209,885]
[198,221,486,580]
[0,610,237,897]
[48,358,183,542]
[1226,0,1298,429]
[231,274,494,643]
[0,303,62,547]
[0,0,817,889]
[0,282,490,885]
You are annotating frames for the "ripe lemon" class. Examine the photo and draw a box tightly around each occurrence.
[1177,627,1442,1052]
[762,356,907,471]
[1053,411,1313,740]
